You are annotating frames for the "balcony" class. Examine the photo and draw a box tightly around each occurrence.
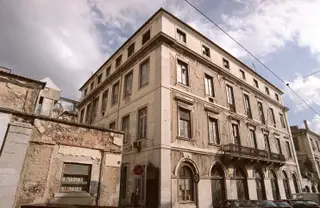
[221,143,286,166]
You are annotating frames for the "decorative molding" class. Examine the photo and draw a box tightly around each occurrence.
[204,105,220,114]
[246,119,260,127]
[227,112,246,121]
[174,95,194,105]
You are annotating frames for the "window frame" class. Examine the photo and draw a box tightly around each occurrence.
[106,66,111,77]
[226,84,236,112]
[275,93,279,101]
[109,121,116,130]
[202,44,211,57]
[122,114,130,144]
[276,137,282,155]
[116,55,122,68]
[124,70,133,98]
[91,96,99,122]
[257,101,265,124]
[177,28,186,43]
[269,108,276,127]
[85,102,92,124]
[208,116,220,145]
[286,141,292,158]
[97,74,102,85]
[293,137,300,151]
[222,58,230,69]
[80,109,85,123]
[178,163,196,203]
[90,82,94,91]
[240,69,246,79]
[177,60,189,86]
[204,73,215,97]
[178,106,192,139]
[243,94,252,118]
[253,79,259,88]
[139,58,150,88]
[231,123,241,145]
[111,81,120,105]
[142,29,150,45]
[101,89,108,115]
[127,42,135,58]
[249,129,257,149]
[265,86,270,95]
[279,113,286,128]
[137,106,148,140]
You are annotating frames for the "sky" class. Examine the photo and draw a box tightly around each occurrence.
[0,0,320,132]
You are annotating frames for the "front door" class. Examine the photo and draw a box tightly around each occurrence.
[146,163,159,208]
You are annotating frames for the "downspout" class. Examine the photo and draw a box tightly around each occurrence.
[96,150,105,205]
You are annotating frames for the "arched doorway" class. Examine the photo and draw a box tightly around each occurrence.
[255,169,266,200]
[292,173,299,193]
[270,170,280,200]
[178,162,196,202]
[233,167,249,200]
[305,186,311,192]
[282,171,292,199]
[312,185,316,193]
[211,164,226,206]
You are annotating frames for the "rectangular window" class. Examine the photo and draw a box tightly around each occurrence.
[139,59,149,88]
[258,102,265,124]
[85,103,91,124]
[293,137,300,151]
[111,82,119,105]
[223,58,230,69]
[264,134,271,153]
[80,109,84,123]
[116,55,122,68]
[226,85,235,112]
[265,86,270,95]
[106,66,111,77]
[254,79,259,88]
[279,113,286,128]
[249,129,257,148]
[142,30,150,45]
[317,141,320,152]
[138,107,147,139]
[177,60,189,86]
[240,69,246,79]
[208,117,219,144]
[276,138,282,155]
[120,166,127,199]
[37,96,44,114]
[92,97,99,121]
[177,29,186,43]
[243,94,252,118]
[90,82,94,91]
[205,74,214,97]
[109,121,116,129]
[269,108,276,126]
[97,74,102,85]
[311,138,316,150]
[275,93,279,101]
[286,141,292,158]
[122,115,130,143]
[124,71,133,97]
[60,163,91,193]
[202,45,210,57]
[101,90,108,114]
[232,123,240,145]
[127,42,135,58]
[84,88,88,97]
[179,108,191,138]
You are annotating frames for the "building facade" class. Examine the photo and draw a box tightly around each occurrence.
[0,69,123,208]
[291,121,320,193]
[77,8,301,208]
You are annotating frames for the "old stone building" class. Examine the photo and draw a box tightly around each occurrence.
[291,121,320,193]
[77,8,302,208]
[0,69,123,208]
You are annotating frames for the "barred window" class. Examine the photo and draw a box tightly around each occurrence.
[60,163,91,193]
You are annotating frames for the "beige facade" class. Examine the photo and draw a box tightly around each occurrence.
[78,8,301,207]
[291,121,320,193]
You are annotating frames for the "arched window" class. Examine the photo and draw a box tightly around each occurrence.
[211,164,226,206]
[292,173,299,193]
[233,167,249,200]
[270,170,280,200]
[312,185,316,193]
[283,171,291,199]
[179,163,195,202]
[255,169,266,200]
[305,186,310,192]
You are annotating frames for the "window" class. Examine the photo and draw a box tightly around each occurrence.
[142,30,150,45]
[127,42,135,58]
[226,85,235,112]
[136,167,145,201]
[264,134,271,153]
[80,109,84,123]
[276,138,282,155]
[205,74,214,97]
[240,69,246,79]
[97,74,102,85]
[106,66,111,77]
[177,60,189,86]
[179,108,191,138]
[36,96,44,114]
[139,59,149,88]
[177,29,186,43]
[279,113,286,128]
[85,103,91,123]
[255,169,266,200]
[233,167,249,200]
[120,166,127,199]
[124,71,133,97]
[253,79,259,88]
[208,117,219,144]
[282,171,292,199]
[249,129,257,148]
[109,121,116,129]
[243,94,252,118]
[222,58,230,69]
[60,163,91,193]
[317,140,320,152]
[84,88,88,97]
[270,170,280,200]
[311,138,316,150]
[111,82,119,105]
[90,82,94,91]
[202,45,210,57]
[286,141,292,158]
[265,86,270,95]
[293,137,300,151]
[258,102,265,124]
[122,115,130,143]
[92,97,99,121]
[269,108,276,126]
[275,93,279,101]
[232,123,241,145]
[292,174,299,193]
[211,165,226,206]
[116,55,122,68]
[101,90,108,114]
[179,164,195,202]
[138,107,147,139]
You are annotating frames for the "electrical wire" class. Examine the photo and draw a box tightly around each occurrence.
[184,0,320,116]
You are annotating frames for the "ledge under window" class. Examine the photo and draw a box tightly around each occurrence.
[176,136,194,142]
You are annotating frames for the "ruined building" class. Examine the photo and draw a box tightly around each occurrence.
[0,68,123,208]
[291,121,320,193]
[77,8,302,208]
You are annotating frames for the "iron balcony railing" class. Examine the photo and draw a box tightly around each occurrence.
[221,143,286,163]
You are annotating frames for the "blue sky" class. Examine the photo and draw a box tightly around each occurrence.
[0,0,320,132]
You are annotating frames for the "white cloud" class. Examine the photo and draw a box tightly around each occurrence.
[308,115,320,133]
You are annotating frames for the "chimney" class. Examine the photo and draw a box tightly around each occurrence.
[304,120,309,130]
